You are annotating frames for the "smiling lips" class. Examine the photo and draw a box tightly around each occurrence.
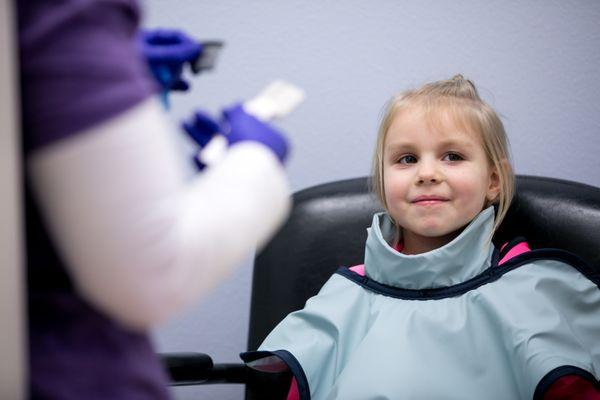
[411,195,449,205]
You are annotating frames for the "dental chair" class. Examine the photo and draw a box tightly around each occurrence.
[162,175,600,399]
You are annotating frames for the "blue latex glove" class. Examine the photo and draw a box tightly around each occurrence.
[182,110,220,148]
[182,110,221,170]
[139,29,202,93]
[182,105,289,170]
[222,104,289,164]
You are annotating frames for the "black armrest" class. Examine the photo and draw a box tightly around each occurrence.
[160,352,293,398]
[160,352,248,386]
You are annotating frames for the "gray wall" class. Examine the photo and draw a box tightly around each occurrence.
[145,2,600,399]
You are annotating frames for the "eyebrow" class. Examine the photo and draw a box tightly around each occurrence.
[385,139,475,153]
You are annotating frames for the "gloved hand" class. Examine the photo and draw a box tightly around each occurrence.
[182,110,220,148]
[182,104,289,169]
[181,110,221,170]
[222,104,289,164]
[139,29,202,92]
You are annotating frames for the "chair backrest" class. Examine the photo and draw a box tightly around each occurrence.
[248,175,600,351]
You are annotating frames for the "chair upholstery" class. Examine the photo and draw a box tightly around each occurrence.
[248,175,600,351]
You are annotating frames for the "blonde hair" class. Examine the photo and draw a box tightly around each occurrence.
[371,75,515,239]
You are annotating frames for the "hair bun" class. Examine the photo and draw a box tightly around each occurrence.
[444,74,479,100]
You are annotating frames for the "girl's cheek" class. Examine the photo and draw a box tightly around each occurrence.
[453,171,488,198]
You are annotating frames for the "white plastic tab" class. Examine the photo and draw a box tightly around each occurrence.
[243,80,306,121]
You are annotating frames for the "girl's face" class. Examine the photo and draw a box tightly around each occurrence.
[383,108,500,254]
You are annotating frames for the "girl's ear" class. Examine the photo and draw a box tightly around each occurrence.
[486,164,501,203]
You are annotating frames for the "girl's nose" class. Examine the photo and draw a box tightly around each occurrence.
[416,160,442,184]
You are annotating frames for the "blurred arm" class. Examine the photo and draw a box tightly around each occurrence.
[27,97,291,330]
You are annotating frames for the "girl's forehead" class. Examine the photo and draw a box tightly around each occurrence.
[386,104,481,144]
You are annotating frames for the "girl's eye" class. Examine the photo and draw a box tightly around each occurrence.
[398,155,417,164]
[443,152,464,162]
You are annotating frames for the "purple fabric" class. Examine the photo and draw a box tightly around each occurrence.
[18,0,157,152]
[18,0,170,398]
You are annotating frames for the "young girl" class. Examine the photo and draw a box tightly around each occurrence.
[241,76,600,399]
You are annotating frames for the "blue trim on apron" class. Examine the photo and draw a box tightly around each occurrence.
[241,349,311,400]
[534,365,600,399]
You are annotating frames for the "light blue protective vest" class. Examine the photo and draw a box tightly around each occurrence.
[242,208,600,400]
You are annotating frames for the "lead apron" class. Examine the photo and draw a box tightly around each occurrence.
[242,207,600,400]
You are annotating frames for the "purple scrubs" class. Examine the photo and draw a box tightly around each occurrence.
[17,0,169,398]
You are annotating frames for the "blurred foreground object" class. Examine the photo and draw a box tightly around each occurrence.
[1,0,26,398]
[139,28,223,107]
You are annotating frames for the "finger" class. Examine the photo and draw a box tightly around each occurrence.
[170,80,190,91]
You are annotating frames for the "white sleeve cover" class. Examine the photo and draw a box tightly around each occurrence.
[27,98,291,330]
